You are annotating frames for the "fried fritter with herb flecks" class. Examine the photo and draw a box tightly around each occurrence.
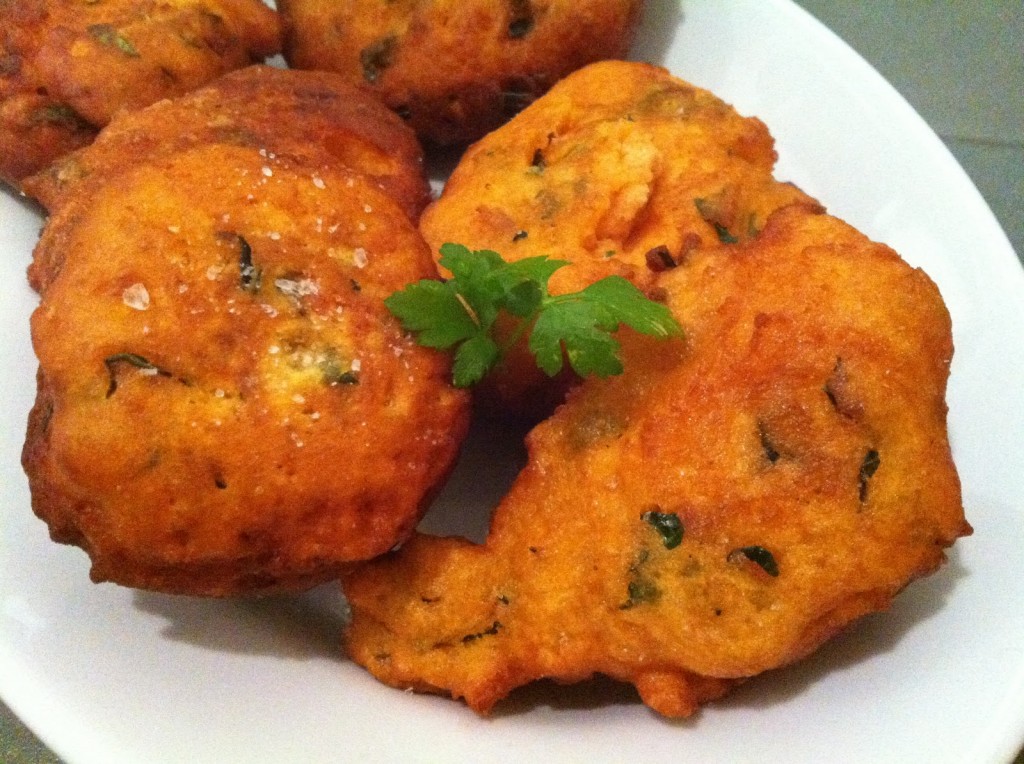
[341,205,969,718]
[0,70,98,187]
[23,141,470,596]
[23,65,431,224]
[0,0,279,188]
[277,0,644,145]
[419,60,818,415]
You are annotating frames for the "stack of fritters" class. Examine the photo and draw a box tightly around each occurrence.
[278,0,645,145]
[337,61,969,717]
[0,0,280,187]
[420,61,817,413]
[22,67,470,596]
[7,8,968,717]
[342,204,969,717]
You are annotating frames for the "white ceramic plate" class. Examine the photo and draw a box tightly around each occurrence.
[3,1,1024,761]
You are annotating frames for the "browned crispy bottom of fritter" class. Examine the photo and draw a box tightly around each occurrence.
[0,0,279,187]
[341,205,969,717]
[23,141,470,596]
[278,0,645,145]
[420,59,817,416]
[24,65,431,222]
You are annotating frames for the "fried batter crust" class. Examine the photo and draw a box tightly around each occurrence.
[24,142,470,596]
[278,0,644,144]
[0,80,97,186]
[0,0,279,187]
[24,65,431,223]
[342,206,969,717]
[420,60,817,414]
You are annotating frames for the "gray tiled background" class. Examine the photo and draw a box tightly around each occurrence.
[797,0,1023,265]
[2,2,1021,761]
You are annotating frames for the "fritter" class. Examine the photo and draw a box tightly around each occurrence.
[342,205,969,717]
[24,65,431,224]
[419,60,816,413]
[277,0,644,145]
[0,72,97,187]
[0,0,279,188]
[23,141,470,596]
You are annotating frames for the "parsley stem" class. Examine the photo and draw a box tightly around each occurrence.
[543,293,581,307]
[454,292,481,327]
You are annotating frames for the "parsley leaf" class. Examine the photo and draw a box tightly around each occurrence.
[531,300,623,377]
[385,244,683,387]
[382,279,478,348]
[453,333,501,388]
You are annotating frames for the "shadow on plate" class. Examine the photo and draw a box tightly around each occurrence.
[416,409,532,543]
[496,674,648,720]
[632,0,685,65]
[132,582,349,662]
[5,185,45,219]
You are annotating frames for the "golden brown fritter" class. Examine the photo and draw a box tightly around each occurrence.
[342,205,969,718]
[0,0,279,188]
[0,69,97,186]
[278,0,644,145]
[23,141,470,596]
[420,60,817,413]
[24,65,431,223]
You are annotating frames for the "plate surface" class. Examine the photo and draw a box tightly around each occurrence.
[3,1,1024,762]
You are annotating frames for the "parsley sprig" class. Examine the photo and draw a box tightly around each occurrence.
[385,243,682,388]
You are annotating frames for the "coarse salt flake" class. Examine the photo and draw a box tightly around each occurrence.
[261,166,273,177]
[312,175,325,190]
[274,277,320,298]
[122,283,150,310]
[353,248,368,268]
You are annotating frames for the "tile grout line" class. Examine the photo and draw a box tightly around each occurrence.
[936,134,1024,150]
